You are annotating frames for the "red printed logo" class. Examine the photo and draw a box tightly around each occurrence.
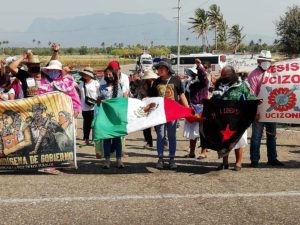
[267,87,297,112]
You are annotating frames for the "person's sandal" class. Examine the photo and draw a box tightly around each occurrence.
[233,165,242,171]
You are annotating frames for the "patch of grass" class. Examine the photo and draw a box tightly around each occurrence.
[38,55,135,70]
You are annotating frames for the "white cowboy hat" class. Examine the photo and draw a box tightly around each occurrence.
[257,50,273,61]
[42,60,63,70]
[79,67,95,78]
[142,70,159,79]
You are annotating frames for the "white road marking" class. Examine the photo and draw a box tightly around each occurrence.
[1,191,300,204]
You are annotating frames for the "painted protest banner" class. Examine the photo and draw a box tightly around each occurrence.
[0,92,76,170]
[201,99,259,157]
[258,58,300,124]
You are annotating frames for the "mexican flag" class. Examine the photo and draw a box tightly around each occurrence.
[93,97,195,140]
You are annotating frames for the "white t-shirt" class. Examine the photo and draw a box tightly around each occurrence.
[79,79,100,111]
[0,87,15,101]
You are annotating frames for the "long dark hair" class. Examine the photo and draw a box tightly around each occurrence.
[104,67,119,98]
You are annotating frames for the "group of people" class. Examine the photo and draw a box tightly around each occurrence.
[0,45,284,172]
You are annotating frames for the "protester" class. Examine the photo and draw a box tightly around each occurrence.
[138,70,159,148]
[247,50,284,167]
[129,72,141,98]
[99,67,125,169]
[212,65,256,171]
[0,60,15,100]
[0,79,15,101]
[203,61,216,99]
[40,60,82,117]
[9,50,41,98]
[183,59,209,159]
[104,61,129,156]
[78,67,100,145]
[105,60,130,97]
[151,59,189,169]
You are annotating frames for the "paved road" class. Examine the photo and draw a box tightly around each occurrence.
[0,116,299,225]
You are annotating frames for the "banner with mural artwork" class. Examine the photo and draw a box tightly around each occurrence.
[0,92,76,170]
[258,58,300,124]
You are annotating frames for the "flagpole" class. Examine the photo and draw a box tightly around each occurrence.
[177,0,181,75]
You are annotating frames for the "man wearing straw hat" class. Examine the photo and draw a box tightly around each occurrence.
[9,50,42,98]
[248,50,284,168]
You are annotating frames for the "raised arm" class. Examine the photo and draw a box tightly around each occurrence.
[9,52,28,75]
[50,43,60,60]
[1,59,6,76]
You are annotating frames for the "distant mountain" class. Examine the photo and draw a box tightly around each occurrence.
[1,12,275,47]
[13,13,196,47]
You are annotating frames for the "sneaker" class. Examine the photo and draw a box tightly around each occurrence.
[267,159,285,166]
[169,159,177,170]
[156,158,164,169]
[250,161,259,168]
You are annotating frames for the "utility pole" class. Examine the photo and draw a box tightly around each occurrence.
[174,0,181,75]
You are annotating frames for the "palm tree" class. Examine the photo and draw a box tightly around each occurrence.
[208,4,223,50]
[101,42,106,54]
[48,41,52,46]
[189,8,210,52]
[217,18,228,47]
[37,40,41,46]
[228,24,246,54]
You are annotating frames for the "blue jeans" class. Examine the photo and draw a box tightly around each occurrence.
[103,137,122,159]
[250,121,277,162]
[155,121,177,158]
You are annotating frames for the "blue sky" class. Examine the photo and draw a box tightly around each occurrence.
[0,0,298,44]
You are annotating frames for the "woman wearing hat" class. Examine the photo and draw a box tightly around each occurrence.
[150,59,189,169]
[78,67,100,145]
[138,70,159,148]
[40,60,82,122]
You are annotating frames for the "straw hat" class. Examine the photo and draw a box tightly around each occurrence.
[142,70,159,80]
[25,55,40,64]
[79,67,95,78]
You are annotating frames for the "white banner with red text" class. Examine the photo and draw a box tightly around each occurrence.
[258,58,300,124]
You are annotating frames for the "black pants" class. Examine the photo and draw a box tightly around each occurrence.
[82,110,94,140]
[143,128,153,146]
